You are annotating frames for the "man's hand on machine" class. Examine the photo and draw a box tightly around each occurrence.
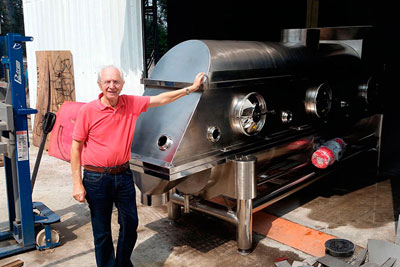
[73,182,86,203]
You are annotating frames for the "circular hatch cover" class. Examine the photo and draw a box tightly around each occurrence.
[325,238,355,257]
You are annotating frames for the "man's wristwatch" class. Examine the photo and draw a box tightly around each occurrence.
[185,87,190,95]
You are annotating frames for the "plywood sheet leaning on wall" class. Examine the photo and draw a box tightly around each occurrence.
[33,51,75,149]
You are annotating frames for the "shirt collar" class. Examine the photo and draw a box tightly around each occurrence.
[96,93,125,111]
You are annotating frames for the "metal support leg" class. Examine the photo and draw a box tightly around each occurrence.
[376,114,383,173]
[167,190,181,220]
[183,194,190,213]
[237,199,253,254]
[234,155,257,254]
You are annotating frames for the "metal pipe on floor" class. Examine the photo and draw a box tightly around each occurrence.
[170,193,238,225]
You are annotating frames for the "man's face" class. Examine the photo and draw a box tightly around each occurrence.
[98,67,125,102]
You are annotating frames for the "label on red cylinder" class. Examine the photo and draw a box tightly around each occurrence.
[311,138,346,169]
[312,146,335,169]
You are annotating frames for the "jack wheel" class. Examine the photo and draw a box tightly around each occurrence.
[36,228,60,248]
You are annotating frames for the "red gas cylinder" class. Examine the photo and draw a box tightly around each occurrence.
[312,138,345,169]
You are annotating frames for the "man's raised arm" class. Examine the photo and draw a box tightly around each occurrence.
[149,72,206,108]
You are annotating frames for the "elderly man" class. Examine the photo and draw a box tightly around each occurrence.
[71,65,205,267]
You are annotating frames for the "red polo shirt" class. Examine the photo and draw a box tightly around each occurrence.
[72,93,150,167]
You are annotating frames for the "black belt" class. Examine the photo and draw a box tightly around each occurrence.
[84,162,129,174]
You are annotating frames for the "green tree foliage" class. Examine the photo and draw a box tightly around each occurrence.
[144,0,168,64]
[157,0,168,56]
[0,0,24,35]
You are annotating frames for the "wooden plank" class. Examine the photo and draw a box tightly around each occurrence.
[274,260,292,267]
[381,258,397,267]
[33,51,75,149]
[368,239,400,267]
[48,51,75,113]
[352,248,368,266]
[395,214,400,245]
[317,255,353,267]
[33,51,50,148]
[0,259,24,267]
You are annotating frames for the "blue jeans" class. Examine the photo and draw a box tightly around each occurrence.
[83,169,138,267]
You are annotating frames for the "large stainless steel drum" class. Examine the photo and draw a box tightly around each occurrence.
[130,26,382,253]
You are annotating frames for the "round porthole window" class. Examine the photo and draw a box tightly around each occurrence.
[305,83,333,118]
[231,92,267,136]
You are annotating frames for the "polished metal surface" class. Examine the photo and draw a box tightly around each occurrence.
[318,26,371,41]
[237,199,253,252]
[132,38,362,182]
[281,111,293,124]
[183,194,190,213]
[167,193,181,221]
[170,193,238,225]
[131,88,201,169]
[231,92,267,136]
[358,76,380,106]
[149,40,210,84]
[281,28,320,49]
[282,26,372,58]
[141,193,168,206]
[235,156,256,252]
[206,126,221,142]
[131,27,382,253]
[149,39,336,84]
[157,135,173,151]
[132,36,365,180]
[234,156,257,200]
[304,83,332,118]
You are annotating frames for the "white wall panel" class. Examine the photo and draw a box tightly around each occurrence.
[22,0,144,113]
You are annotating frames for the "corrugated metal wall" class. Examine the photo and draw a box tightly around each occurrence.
[22,0,143,109]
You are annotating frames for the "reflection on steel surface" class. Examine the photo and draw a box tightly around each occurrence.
[206,126,221,143]
[131,26,382,253]
[305,83,333,118]
[232,92,267,136]
[157,134,173,151]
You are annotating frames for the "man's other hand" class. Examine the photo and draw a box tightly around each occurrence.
[73,182,86,203]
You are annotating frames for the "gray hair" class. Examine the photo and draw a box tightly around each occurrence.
[97,65,125,82]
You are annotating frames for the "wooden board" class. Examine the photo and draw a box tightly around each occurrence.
[48,51,76,112]
[0,259,24,267]
[33,51,51,148]
[33,51,75,149]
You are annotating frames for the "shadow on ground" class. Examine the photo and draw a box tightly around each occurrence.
[264,150,399,231]
[133,212,306,267]
[51,203,91,245]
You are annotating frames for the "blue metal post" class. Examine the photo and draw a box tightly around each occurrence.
[1,33,60,258]
[6,33,36,247]
[2,33,36,248]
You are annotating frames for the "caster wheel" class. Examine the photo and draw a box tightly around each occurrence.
[36,228,60,249]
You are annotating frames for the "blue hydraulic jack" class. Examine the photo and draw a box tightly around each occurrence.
[0,33,60,258]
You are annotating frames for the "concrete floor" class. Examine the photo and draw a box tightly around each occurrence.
[0,144,398,267]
